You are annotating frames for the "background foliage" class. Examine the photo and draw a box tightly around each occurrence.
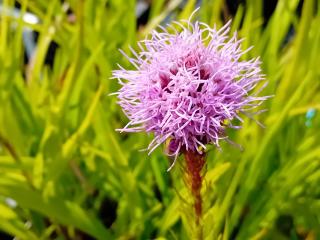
[0,0,319,239]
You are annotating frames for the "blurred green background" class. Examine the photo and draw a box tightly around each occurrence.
[0,0,319,239]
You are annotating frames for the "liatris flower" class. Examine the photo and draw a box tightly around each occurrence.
[113,15,267,169]
[113,11,268,234]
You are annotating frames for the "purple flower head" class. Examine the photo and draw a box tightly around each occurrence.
[113,12,267,168]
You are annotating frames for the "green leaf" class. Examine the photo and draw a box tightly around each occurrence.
[0,180,112,239]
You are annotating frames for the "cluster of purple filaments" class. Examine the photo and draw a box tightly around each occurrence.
[113,17,267,165]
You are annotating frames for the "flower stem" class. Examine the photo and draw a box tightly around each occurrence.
[184,150,206,239]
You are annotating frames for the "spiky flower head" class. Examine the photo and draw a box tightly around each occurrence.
[113,13,267,167]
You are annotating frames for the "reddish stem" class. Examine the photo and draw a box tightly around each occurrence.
[184,150,206,226]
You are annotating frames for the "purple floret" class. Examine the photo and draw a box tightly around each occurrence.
[112,15,267,166]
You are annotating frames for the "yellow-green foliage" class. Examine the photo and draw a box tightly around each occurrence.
[0,0,319,239]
